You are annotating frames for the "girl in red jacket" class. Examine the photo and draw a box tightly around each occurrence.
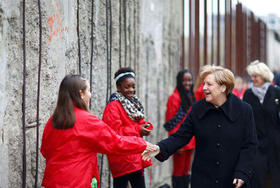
[103,67,153,188]
[164,70,196,188]
[193,76,205,101]
[41,75,155,188]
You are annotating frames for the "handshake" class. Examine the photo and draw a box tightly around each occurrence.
[142,142,160,161]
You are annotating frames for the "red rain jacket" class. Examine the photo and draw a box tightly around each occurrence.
[102,100,153,178]
[41,107,146,188]
[232,88,246,99]
[194,83,205,101]
[165,89,195,150]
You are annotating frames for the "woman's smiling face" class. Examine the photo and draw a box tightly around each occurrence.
[203,73,226,106]
[251,74,265,87]
[181,72,193,92]
[117,77,136,99]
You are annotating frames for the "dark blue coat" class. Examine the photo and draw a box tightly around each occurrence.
[243,85,280,186]
[274,73,280,86]
[156,94,258,188]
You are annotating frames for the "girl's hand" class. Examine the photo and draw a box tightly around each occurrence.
[233,178,244,188]
[140,124,152,136]
[142,143,160,160]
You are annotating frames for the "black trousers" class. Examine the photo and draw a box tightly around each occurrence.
[113,169,145,188]
[172,175,190,188]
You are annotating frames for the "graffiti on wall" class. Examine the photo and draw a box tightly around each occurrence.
[48,3,68,42]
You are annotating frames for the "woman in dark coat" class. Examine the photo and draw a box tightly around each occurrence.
[142,65,258,188]
[243,60,280,188]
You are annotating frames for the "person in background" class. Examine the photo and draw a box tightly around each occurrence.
[41,75,156,188]
[164,69,196,188]
[273,72,280,87]
[243,60,280,188]
[142,65,258,188]
[232,76,246,99]
[193,76,205,101]
[102,67,153,188]
[272,67,279,86]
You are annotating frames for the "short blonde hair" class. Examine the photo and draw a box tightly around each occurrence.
[234,76,244,89]
[246,60,274,82]
[200,65,235,95]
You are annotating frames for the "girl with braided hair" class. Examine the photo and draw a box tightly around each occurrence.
[103,67,153,188]
[164,69,196,187]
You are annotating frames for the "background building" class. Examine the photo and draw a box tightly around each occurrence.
[263,14,280,72]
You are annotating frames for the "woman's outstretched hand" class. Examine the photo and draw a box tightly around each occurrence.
[142,142,160,161]
[233,178,244,188]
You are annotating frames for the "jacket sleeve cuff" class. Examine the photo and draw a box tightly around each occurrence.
[155,143,170,162]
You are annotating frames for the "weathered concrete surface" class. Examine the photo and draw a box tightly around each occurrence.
[0,0,184,187]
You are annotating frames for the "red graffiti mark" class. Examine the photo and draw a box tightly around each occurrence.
[48,3,68,42]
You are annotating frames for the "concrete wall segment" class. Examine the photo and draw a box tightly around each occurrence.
[0,0,185,187]
[0,1,9,187]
